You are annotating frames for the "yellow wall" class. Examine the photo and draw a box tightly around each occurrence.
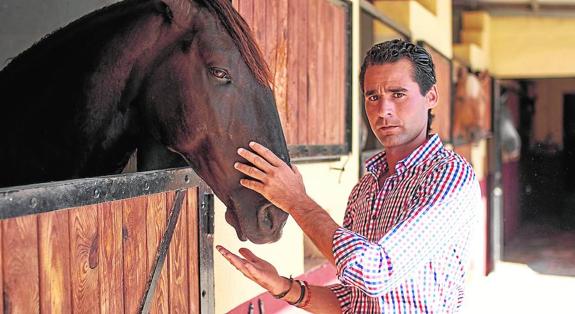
[374,0,453,58]
[533,78,575,148]
[490,16,575,78]
[212,157,360,312]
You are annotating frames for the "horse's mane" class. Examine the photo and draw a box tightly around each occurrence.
[196,0,271,86]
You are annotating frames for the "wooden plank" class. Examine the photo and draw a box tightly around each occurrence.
[286,0,299,144]
[70,205,100,314]
[326,2,338,145]
[39,210,72,313]
[3,215,39,313]
[99,201,124,313]
[265,0,278,79]
[123,196,148,314]
[232,0,239,10]
[274,0,289,133]
[297,0,309,144]
[187,188,200,313]
[238,0,254,27]
[317,0,327,145]
[146,193,169,314]
[336,5,347,144]
[306,0,319,144]
[168,191,190,313]
[252,0,266,58]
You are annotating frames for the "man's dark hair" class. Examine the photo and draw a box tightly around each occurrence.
[360,39,437,135]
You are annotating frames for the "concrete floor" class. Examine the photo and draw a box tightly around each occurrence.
[463,220,575,314]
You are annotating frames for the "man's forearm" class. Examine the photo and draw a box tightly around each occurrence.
[289,197,340,266]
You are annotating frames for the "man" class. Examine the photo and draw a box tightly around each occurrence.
[217,39,480,313]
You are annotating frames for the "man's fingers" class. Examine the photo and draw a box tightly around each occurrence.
[291,164,301,177]
[240,179,265,194]
[234,162,266,181]
[249,142,284,167]
[239,248,263,263]
[237,148,273,172]
[217,246,250,272]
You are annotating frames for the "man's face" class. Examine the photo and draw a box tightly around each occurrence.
[363,59,437,150]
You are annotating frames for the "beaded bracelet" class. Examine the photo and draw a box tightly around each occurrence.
[272,276,294,299]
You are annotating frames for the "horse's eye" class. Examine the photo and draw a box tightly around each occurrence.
[209,67,231,81]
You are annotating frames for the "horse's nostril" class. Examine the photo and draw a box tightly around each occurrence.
[263,207,273,230]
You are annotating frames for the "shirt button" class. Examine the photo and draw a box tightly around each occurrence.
[371,214,378,220]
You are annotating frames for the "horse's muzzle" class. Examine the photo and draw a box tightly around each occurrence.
[253,203,288,243]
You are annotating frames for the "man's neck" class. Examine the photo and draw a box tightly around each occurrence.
[385,133,429,176]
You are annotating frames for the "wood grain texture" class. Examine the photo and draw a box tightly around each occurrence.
[187,188,200,314]
[99,201,124,313]
[252,0,266,59]
[122,196,148,314]
[70,205,100,314]
[238,0,254,27]
[274,0,289,133]
[306,0,319,144]
[167,191,190,313]
[146,193,169,314]
[3,215,39,313]
[297,0,309,144]
[286,0,300,144]
[39,210,72,313]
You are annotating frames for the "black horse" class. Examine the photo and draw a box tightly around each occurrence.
[0,0,290,244]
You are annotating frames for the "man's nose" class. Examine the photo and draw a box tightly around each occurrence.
[377,98,395,117]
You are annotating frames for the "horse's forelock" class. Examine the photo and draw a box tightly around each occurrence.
[194,0,271,86]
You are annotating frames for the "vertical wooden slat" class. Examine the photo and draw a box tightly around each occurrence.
[123,196,148,314]
[307,0,319,144]
[99,201,124,313]
[317,0,327,145]
[326,2,338,145]
[252,0,266,57]
[265,0,278,78]
[297,0,309,144]
[274,0,289,132]
[70,205,100,314]
[238,0,254,27]
[286,0,300,144]
[187,188,200,314]
[3,215,39,313]
[232,0,239,10]
[168,191,189,313]
[39,210,72,313]
[337,6,347,144]
[147,193,169,314]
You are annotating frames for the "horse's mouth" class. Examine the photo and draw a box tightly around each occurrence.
[225,209,247,241]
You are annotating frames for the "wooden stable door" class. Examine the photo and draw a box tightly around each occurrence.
[0,188,201,313]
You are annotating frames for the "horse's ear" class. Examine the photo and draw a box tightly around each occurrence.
[153,1,174,24]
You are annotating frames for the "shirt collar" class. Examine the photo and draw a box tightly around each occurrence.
[366,134,444,176]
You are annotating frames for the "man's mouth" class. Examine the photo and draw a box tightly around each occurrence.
[225,209,247,241]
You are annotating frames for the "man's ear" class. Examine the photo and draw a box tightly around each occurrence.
[425,85,439,109]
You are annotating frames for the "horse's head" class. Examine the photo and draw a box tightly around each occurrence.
[137,0,289,243]
[454,67,488,141]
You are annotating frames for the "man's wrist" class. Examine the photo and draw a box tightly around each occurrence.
[270,276,293,296]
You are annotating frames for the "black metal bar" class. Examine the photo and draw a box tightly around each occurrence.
[288,145,348,160]
[0,167,201,220]
[199,188,215,314]
[138,189,185,314]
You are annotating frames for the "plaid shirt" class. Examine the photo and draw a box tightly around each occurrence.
[329,134,480,313]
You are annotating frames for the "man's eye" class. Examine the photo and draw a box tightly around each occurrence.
[368,95,379,102]
[393,92,405,99]
[209,67,231,80]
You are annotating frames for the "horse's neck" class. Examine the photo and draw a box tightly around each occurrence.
[0,1,175,186]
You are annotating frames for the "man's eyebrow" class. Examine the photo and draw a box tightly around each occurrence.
[365,89,378,96]
[386,87,408,92]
